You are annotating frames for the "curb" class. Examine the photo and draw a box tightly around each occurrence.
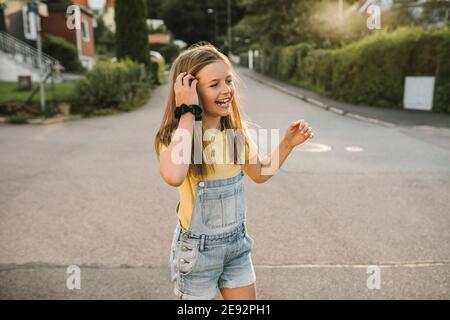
[0,114,84,125]
[244,71,396,128]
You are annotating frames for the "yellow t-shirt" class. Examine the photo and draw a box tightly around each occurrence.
[158,128,257,229]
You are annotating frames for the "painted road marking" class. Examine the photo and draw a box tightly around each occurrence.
[346,146,364,152]
[294,143,332,152]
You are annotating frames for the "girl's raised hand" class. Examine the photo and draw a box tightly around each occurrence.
[174,72,199,106]
[283,119,315,148]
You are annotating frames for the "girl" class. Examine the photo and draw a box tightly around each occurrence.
[155,42,314,300]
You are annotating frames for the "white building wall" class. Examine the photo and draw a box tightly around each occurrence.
[0,51,41,82]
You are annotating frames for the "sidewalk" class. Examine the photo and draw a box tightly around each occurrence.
[237,66,450,129]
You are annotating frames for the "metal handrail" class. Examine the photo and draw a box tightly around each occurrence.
[0,31,60,74]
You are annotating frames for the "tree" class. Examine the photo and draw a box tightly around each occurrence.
[94,14,115,57]
[147,0,163,19]
[233,0,317,48]
[115,0,149,65]
[159,0,245,48]
[392,0,450,27]
[0,1,6,32]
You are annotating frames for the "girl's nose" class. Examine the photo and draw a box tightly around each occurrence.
[222,84,232,95]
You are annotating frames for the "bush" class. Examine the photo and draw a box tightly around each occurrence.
[330,28,421,108]
[432,29,450,113]
[254,50,270,75]
[271,26,450,112]
[239,52,248,68]
[267,47,283,79]
[42,35,84,73]
[150,55,166,85]
[6,114,29,124]
[330,27,450,111]
[292,43,313,81]
[74,59,152,112]
[92,108,117,116]
[278,45,302,81]
[265,44,314,82]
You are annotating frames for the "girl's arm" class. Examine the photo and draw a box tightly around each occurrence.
[243,119,314,183]
[159,113,195,187]
[159,72,199,187]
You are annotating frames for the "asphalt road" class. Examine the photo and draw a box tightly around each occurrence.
[1,68,449,299]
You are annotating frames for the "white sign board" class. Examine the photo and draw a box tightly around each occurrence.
[403,76,435,111]
[248,50,253,70]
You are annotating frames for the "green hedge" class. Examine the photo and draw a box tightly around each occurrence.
[239,52,249,69]
[329,27,448,110]
[150,55,166,85]
[74,59,152,112]
[264,27,450,113]
[238,47,271,75]
[42,34,84,73]
[433,29,450,112]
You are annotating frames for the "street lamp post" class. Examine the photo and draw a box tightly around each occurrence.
[214,5,218,46]
[207,8,218,45]
[29,0,45,113]
[227,0,231,56]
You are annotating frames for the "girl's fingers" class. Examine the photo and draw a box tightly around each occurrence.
[176,72,193,86]
[290,120,314,137]
[293,120,303,129]
[176,72,187,84]
[298,122,306,132]
[190,78,198,89]
[301,123,310,134]
[289,120,301,131]
[306,125,314,138]
[182,74,195,86]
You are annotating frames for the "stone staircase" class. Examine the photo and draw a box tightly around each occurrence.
[0,31,60,82]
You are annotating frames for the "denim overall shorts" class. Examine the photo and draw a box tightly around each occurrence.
[169,169,256,300]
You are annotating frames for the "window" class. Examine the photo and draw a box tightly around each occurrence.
[22,6,37,40]
[81,20,89,42]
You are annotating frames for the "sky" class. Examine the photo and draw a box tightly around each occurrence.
[87,0,106,11]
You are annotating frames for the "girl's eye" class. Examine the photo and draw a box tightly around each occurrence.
[210,80,232,87]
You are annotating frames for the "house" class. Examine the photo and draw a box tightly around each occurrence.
[77,0,116,32]
[41,0,96,69]
[148,33,170,44]
[1,1,55,81]
[147,19,170,45]
[2,0,48,45]
[2,0,96,70]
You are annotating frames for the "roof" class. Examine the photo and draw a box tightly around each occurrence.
[46,3,95,17]
[148,34,170,44]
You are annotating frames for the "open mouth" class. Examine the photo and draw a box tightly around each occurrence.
[215,97,231,108]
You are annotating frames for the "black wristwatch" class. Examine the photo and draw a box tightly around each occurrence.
[175,104,202,121]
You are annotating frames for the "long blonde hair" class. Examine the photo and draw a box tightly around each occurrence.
[154,42,253,180]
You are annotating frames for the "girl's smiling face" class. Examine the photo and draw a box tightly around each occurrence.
[196,61,235,118]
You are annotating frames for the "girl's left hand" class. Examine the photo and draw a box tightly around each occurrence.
[283,119,315,148]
